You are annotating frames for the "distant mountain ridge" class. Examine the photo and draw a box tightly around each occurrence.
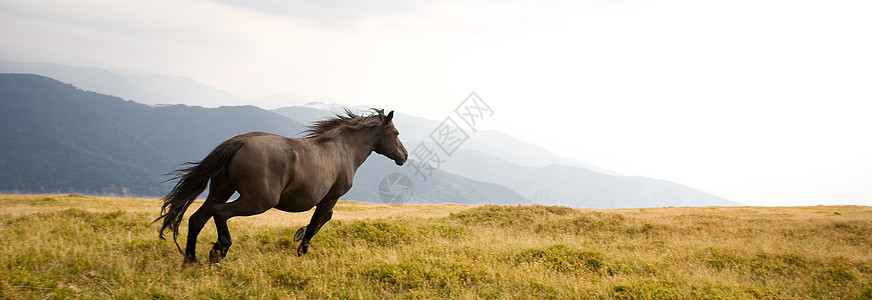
[509,165,741,208]
[273,104,741,208]
[0,59,244,107]
[0,74,527,205]
[271,104,611,171]
[0,66,741,208]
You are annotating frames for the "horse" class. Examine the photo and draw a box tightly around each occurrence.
[155,108,408,264]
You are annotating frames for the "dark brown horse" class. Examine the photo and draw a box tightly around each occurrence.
[156,109,408,263]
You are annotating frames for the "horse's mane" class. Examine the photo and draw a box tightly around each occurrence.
[305,108,387,141]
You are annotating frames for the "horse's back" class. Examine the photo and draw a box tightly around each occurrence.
[226,133,332,212]
[226,133,295,197]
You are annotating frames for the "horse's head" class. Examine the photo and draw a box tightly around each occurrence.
[373,110,408,166]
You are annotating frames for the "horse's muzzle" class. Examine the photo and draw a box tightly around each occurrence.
[394,149,408,166]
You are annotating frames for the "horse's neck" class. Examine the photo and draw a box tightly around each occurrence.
[330,130,377,169]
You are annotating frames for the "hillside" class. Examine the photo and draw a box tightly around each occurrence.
[0,74,305,195]
[1,194,870,298]
[345,157,530,205]
[510,164,740,208]
[439,149,536,185]
[0,74,529,205]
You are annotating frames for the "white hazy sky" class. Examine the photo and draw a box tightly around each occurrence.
[2,0,870,206]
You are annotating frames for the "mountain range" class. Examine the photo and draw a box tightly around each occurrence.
[0,74,526,204]
[0,60,741,207]
[0,74,305,196]
[272,104,739,208]
[0,58,269,108]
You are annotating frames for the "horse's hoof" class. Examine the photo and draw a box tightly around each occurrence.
[209,248,225,264]
[183,257,200,266]
[297,241,309,256]
[294,226,307,242]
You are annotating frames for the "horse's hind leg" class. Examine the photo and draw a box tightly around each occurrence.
[209,194,277,263]
[184,207,210,264]
[184,178,235,264]
[297,197,338,256]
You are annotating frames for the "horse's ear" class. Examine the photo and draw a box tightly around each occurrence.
[384,110,394,125]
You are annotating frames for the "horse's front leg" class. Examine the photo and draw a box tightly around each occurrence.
[297,198,337,256]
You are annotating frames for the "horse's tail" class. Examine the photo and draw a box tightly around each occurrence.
[155,137,246,253]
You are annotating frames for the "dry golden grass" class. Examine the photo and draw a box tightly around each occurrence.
[1,194,871,299]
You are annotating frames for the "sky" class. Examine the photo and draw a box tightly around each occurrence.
[1,0,871,206]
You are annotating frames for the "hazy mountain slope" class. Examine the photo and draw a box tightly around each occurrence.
[509,164,741,208]
[272,105,335,126]
[391,109,613,172]
[344,157,530,205]
[465,131,616,174]
[439,149,536,185]
[0,59,242,107]
[0,74,305,195]
[391,109,605,171]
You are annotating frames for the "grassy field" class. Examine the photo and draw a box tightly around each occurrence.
[1,194,871,299]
